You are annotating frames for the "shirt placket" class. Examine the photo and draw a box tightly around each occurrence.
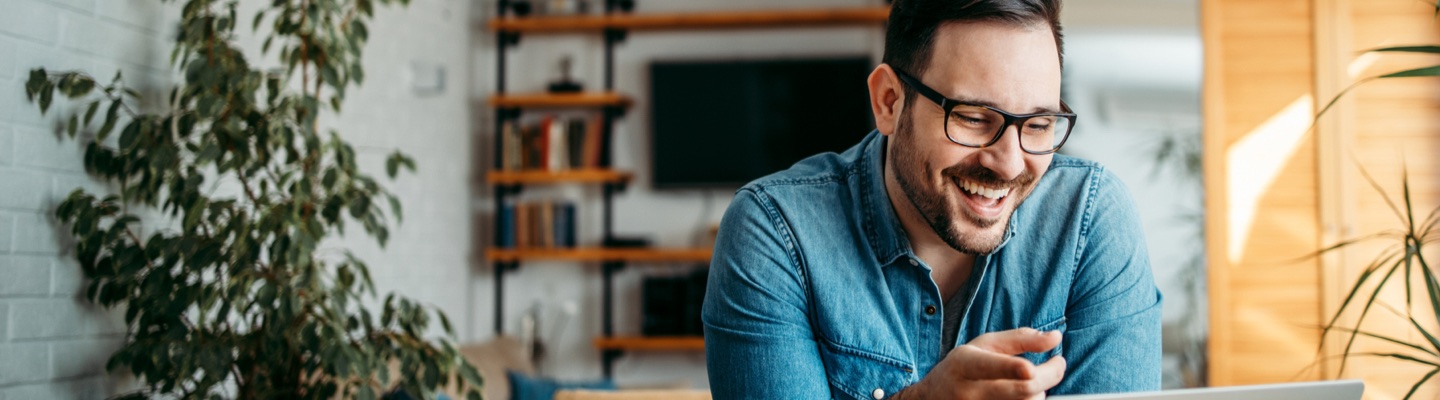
[905,255,945,376]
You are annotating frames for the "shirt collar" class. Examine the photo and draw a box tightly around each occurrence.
[856,131,1018,268]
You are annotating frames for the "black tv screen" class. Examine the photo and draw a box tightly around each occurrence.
[650,57,875,189]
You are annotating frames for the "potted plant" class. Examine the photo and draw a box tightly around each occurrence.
[1313,3,1440,399]
[22,0,483,398]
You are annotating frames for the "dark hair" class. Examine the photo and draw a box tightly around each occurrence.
[882,0,1064,93]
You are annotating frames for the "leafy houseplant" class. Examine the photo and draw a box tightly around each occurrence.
[1313,2,1440,399]
[23,0,483,398]
[1316,167,1440,399]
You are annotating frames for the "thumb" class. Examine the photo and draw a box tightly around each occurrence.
[967,328,1062,356]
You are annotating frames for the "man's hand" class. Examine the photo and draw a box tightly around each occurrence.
[895,328,1066,400]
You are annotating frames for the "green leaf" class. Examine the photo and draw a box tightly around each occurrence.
[39,82,54,113]
[1405,368,1440,400]
[387,194,402,223]
[459,362,483,387]
[67,114,78,137]
[98,101,121,141]
[349,195,370,219]
[1379,65,1440,79]
[25,68,47,101]
[83,101,99,125]
[1370,45,1440,54]
[438,311,453,335]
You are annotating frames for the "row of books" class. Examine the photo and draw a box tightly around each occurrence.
[496,200,578,249]
[500,115,606,171]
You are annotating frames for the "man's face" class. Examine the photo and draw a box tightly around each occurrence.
[889,20,1062,255]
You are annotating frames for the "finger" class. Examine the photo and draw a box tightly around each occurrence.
[979,379,1048,400]
[977,355,1067,399]
[1031,355,1067,391]
[968,328,1063,355]
[952,345,1036,380]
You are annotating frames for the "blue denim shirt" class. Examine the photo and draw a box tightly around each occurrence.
[703,130,1161,399]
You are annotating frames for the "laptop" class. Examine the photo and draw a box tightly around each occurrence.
[1050,380,1364,400]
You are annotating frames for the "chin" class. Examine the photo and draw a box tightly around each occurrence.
[942,212,1011,255]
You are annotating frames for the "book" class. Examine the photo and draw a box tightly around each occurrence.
[520,123,543,170]
[567,117,586,170]
[559,202,576,248]
[547,117,566,171]
[539,200,554,248]
[515,201,530,248]
[582,112,602,169]
[501,119,521,171]
[538,117,553,170]
[497,199,516,248]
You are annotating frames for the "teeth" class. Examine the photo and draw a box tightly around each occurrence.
[961,180,1010,200]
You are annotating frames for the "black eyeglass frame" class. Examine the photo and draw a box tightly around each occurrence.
[893,68,1077,155]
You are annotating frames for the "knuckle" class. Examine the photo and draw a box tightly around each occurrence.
[1011,380,1040,397]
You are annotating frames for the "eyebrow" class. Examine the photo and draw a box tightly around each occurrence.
[946,94,1063,115]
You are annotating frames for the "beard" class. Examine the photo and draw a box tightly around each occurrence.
[891,111,1038,255]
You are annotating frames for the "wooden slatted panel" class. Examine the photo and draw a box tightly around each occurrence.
[1204,0,1324,386]
[1209,0,1440,394]
[1331,1,1440,397]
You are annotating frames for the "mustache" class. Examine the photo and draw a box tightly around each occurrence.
[942,163,1036,190]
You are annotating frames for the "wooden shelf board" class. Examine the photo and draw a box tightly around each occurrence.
[488,92,630,108]
[594,336,705,351]
[487,169,632,185]
[486,247,713,263]
[490,6,889,33]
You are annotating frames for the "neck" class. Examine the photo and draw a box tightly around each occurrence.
[882,140,975,291]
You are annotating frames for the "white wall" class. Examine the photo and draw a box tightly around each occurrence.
[0,0,476,398]
[1,0,175,397]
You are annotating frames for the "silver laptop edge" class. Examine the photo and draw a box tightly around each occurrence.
[1049,380,1364,400]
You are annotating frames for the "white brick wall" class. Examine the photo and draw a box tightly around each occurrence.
[2,0,478,398]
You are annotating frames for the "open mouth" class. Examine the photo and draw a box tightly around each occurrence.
[957,178,1011,219]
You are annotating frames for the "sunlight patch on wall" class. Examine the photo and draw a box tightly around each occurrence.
[1227,95,1314,264]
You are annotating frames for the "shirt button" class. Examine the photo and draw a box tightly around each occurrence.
[924,305,936,315]
[908,258,918,266]
[873,388,885,399]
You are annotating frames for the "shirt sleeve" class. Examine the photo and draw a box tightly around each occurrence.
[1052,170,1164,394]
[704,188,832,399]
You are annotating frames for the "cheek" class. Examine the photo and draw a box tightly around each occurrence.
[1027,156,1052,179]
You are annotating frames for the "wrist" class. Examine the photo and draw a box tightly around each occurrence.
[891,378,933,400]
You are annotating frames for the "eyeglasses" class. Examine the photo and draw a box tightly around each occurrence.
[893,68,1077,155]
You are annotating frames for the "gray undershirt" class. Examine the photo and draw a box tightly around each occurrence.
[940,284,968,353]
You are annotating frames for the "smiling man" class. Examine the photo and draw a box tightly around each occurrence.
[702,0,1161,399]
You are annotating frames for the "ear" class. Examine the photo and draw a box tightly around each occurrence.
[868,64,905,136]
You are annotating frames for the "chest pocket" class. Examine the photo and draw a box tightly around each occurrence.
[818,342,914,400]
[1019,316,1067,366]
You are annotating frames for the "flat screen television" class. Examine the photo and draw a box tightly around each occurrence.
[650,56,875,189]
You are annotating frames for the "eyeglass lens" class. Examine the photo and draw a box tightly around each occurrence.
[944,105,1071,152]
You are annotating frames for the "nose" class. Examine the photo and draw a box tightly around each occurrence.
[976,125,1027,181]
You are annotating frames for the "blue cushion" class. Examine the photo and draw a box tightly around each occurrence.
[507,370,617,400]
